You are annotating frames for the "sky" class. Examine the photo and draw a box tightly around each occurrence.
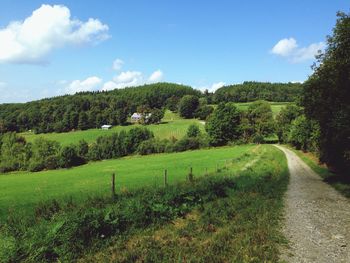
[0,0,349,103]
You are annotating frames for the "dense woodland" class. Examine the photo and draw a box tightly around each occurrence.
[214,81,302,103]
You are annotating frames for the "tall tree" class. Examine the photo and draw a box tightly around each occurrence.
[178,95,199,118]
[205,103,241,146]
[303,12,350,172]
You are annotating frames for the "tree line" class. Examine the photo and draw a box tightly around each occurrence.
[214,81,302,103]
[301,12,349,173]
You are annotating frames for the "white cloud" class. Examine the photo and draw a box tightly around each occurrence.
[103,71,143,91]
[196,81,226,92]
[271,37,325,63]
[148,70,163,82]
[0,82,7,87]
[271,38,297,56]
[112,58,124,71]
[102,69,164,91]
[65,76,102,94]
[292,42,325,63]
[210,82,225,92]
[0,4,109,64]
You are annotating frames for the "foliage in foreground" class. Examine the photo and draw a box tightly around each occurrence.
[0,146,288,262]
[303,11,350,173]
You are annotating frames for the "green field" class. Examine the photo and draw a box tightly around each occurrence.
[234,101,291,116]
[0,144,259,220]
[21,111,204,146]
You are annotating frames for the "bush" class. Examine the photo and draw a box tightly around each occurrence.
[59,145,84,168]
[187,124,201,137]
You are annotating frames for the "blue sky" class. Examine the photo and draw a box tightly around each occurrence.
[0,0,349,103]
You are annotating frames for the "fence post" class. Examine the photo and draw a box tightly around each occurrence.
[112,172,116,199]
[164,169,168,187]
[188,167,194,182]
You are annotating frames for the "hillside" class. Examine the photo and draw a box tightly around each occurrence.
[0,82,200,134]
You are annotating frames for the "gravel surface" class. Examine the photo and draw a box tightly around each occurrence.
[275,145,350,263]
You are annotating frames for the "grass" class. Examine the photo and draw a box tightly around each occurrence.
[285,145,350,198]
[234,101,291,117]
[21,111,204,146]
[0,144,289,262]
[0,144,256,221]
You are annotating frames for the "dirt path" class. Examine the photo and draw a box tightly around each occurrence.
[275,145,350,263]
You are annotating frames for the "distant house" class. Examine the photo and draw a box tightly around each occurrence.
[101,124,112,130]
[131,112,152,123]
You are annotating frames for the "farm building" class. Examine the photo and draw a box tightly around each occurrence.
[101,124,112,130]
[131,112,152,123]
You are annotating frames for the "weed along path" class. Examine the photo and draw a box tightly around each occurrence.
[275,145,350,263]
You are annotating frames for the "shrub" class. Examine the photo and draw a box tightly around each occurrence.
[187,124,201,137]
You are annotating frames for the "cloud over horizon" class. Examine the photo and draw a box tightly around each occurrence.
[65,76,102,94]
[0,4,109,64]
[271,37,325,63]
[102,69,164,91]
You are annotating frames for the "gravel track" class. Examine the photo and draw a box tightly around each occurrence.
[275,145,350,263]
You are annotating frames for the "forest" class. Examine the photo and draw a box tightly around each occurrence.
[214,81,302,103]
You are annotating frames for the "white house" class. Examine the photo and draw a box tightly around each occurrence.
[131,112,152,123]
[101,124,112,130]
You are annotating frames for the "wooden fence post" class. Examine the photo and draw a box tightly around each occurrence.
[188,167,193,182]
[164,169,168,187]
[112,172,116,199]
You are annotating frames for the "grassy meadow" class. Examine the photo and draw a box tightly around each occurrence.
[235,101,291,117]
[0,144,289,262]
[0,144,258,220]
[21,110,204,146]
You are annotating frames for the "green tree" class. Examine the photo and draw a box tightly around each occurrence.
[195,105,214,120]
[148,108,165,124]
[243,101,275,141]
[187,124,201,137]
[60,145,82,168]
[275,105,302,143]
[178,95,199,118]
[77,140,89,160]
[29,138,60,171]
[289,115,320,152]
[205,103,241,146]
[78,112,89,130]
[0,133,30,172]
[303,12,350,172]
